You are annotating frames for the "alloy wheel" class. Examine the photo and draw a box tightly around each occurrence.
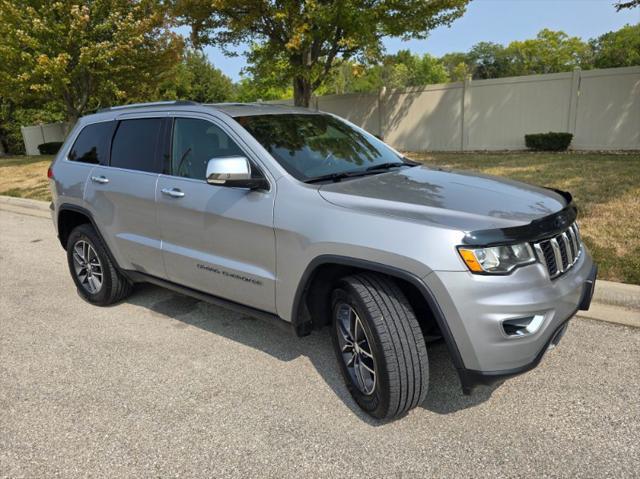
[72,240,103,294]
[335,302,377,395]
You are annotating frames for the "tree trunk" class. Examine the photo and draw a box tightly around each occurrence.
[293,76,312,108]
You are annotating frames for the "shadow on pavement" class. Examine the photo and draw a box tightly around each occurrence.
[127,283,500,424]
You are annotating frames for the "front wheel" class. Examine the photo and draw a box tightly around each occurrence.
[331,273,429,420]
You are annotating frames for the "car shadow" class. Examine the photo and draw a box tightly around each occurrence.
[126,283,501,424]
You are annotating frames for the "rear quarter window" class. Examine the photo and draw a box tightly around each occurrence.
[68,121,115,165]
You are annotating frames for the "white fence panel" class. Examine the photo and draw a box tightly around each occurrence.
[466,73,574,150]
[573,67,640,150]
[312,66,640,151]
[317,93,380,136]
[382,84,463,151]
[20,122,70,155]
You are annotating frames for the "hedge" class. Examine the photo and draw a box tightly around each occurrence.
[524,132,573,151]
[37,142,63,155]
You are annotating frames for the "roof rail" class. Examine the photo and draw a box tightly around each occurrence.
[97,100,198,113]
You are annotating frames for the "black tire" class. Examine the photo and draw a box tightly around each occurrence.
[331,272,429,420]
[66,223,133,306]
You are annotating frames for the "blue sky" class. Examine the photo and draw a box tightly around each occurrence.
[199,0,639,81]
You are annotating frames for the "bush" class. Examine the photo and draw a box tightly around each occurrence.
[37,142,63,155]
[525,132,573,151]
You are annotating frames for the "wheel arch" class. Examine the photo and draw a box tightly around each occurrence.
[291,255,465,371]
[57,204,128,279]
[57,204,96,249]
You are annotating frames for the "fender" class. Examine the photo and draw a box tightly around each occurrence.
[290,255,466,374]
[57,203,132,282]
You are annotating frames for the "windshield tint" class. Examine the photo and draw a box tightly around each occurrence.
[235,114,403,182]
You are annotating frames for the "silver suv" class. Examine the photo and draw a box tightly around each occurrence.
[49,101,597,420]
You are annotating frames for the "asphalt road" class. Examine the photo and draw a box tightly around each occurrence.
[1,208,639,478]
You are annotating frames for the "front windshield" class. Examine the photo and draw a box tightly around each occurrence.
[235,113,405,182]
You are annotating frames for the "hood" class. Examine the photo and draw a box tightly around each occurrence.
[318,166,568,232]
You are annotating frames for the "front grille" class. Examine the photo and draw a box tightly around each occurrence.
[533,223,582,279]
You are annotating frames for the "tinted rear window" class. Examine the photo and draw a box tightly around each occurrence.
[68,121,115,165]
[111,118,163,173]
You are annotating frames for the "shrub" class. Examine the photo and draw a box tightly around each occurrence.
[525,132,573,151]
[37,142,63,155]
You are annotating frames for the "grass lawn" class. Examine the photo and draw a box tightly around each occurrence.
[0,155,53,201]
[1,152,639,284]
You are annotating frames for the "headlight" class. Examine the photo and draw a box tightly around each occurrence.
[458,243,536,274]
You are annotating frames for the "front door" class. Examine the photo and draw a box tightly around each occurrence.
[156,116,277,313]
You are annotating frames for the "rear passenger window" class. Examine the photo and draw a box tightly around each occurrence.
[68,121,115,165]
[172,118,244,180]
[111,118,163,173]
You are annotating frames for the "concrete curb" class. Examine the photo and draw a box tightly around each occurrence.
[592,279,640,311]
[2,195,639,318]
[0,195,50,211]
[0,195,51,219]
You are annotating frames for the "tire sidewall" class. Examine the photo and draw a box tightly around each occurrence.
[66,225,114,305]
[331,285,391,418]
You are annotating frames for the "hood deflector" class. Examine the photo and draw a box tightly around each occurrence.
[462,189,577,246]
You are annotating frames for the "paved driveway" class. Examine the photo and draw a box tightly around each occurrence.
[1,208,639,478]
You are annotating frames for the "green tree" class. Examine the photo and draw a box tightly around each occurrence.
[160,50,235,102]
[506,29,592,75]
[466,42,511,79]
[233,44,294,102]
[0,0,183,123]
[387,50,449,87]
[175,0,470,107]
[440,52,469,80]
[591,24,640,68]
[319,61,381,95]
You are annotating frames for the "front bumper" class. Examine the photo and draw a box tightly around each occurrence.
[425,250,597,393]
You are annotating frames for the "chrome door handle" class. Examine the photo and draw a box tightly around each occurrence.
[90,175,109,184]
[161,187,185,198]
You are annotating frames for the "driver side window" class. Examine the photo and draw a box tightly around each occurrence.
[171,118,244,180]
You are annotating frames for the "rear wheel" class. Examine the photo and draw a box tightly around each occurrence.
[331,272,429,420]
[66,224,133,305]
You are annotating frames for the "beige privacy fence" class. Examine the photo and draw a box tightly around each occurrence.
[311,66,640,151]
[21,66,639,154]
[20,122,71,155]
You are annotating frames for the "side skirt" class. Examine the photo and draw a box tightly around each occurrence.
[126,270,292,333]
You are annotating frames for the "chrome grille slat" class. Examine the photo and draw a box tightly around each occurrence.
[570,225,579,255]
[562,232,574,264]
[533,223,582,279]
[550,238,564,273]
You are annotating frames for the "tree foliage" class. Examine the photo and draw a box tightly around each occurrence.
[506,29,593,75]
[0,0,183,122]
[614,0,639,10]
[591,24,640,68]
[174,0,471,106]
[159,50,235,103]
[440,29,600,80]
[321,50,449,94]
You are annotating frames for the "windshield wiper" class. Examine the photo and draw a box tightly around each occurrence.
[365,162,411,171]
[305,171,366,184]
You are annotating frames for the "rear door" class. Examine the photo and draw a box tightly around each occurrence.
[84,116,167,278]
[156,114,277,313]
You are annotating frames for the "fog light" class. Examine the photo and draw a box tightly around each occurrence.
[502,314,545,337]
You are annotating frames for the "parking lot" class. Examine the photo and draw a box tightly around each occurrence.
[1,207,639,478]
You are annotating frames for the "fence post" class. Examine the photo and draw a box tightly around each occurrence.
[567,67,581,135]
[460,75,472,151]
[378,86,387,140]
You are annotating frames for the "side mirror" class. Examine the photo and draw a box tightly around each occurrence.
[206,156,268,190]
